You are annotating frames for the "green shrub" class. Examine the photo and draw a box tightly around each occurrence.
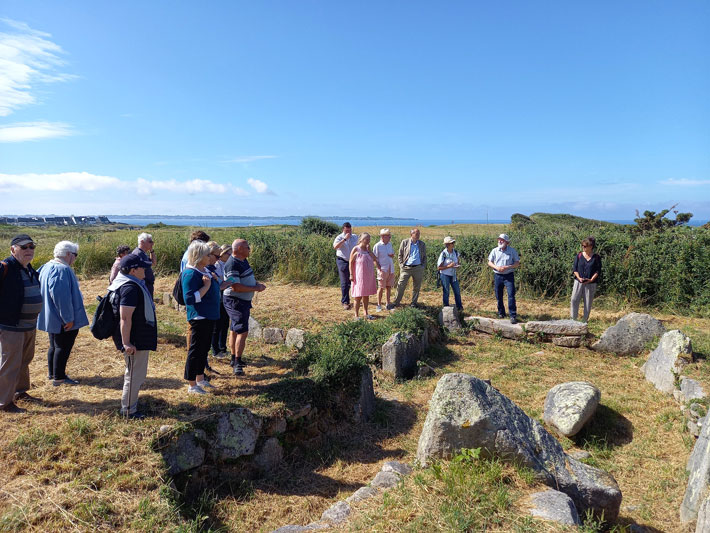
[300,216,340,237]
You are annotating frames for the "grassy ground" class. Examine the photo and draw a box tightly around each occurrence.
[0,275,707,532]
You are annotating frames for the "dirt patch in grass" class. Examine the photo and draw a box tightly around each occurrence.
[0,275,707,531]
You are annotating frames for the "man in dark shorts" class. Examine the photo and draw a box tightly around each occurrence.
[223,239,266,376]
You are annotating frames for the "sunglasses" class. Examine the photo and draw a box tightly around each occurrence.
[20,244,36,250]
[70,252,78,257]
[211,253,221,258]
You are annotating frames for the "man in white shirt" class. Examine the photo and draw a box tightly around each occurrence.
[372,228,395,311]
[487,233,521,324]
[332,222,358,310]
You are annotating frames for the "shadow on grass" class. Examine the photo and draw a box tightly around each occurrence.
[157,332,186,347]
[573,404,633,451]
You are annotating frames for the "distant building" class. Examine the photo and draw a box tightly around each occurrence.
[0,215,113,227]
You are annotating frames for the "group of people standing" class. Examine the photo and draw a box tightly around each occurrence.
[0,225,601,416]
[332,223,602,326]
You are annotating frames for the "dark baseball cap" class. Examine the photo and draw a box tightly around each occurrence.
[11,234,34,246]
[119,253,151,271]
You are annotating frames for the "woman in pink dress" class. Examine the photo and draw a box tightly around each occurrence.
[349,233,380,320]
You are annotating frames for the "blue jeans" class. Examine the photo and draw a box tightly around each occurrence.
[441,274,462,308]
[494,273,516,318]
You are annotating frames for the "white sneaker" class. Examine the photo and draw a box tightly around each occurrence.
[376,305,382,312]
[187,385,207,395]
[196,380,215,390]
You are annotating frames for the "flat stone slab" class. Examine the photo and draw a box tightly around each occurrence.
[544,381,601,437]
[525,320,588,336]
[641,330,693,394]
[592,312,665,355]
[382,461,412,476]
[528,489,581,526]
[552,336,584,348]
[465,316,525,339]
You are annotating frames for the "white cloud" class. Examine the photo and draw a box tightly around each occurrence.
[135,178,248,196]
[0,18,75,117]
[0,172,250,198]
[226,155,278,163]
[0,121,74,142]
[0,171,120,191]
[659,178,710,187]
[248,177,274,194]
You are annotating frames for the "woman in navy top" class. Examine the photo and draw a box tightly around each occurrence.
[182,241,222,394]
[570,236,602,322]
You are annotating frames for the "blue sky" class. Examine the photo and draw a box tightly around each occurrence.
[0,1,708,221]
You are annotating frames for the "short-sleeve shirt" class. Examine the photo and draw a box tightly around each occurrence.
[372,240,394,273]
[223,257,256,301]
[333,233,358,261]
[112,281,157,351]
[437,249,459,277]
[488,246,520,273]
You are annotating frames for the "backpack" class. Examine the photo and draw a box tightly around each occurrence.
[90,289,120,340]
[172,271,185,306]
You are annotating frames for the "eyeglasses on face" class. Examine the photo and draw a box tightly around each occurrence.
[20,244,36,250]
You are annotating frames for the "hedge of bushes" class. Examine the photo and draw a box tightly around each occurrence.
[3,217,708,314]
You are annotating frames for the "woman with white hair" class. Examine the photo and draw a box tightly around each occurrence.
[181,240,224,394]
[37,240,89,386]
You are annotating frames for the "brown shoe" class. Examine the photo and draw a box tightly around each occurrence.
[343,303,353,310]
[2,402,26,414]
[14,392,40,402]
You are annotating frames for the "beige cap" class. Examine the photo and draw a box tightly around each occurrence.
[498,233,510,242]
[443,236,456,244]
[220,244,231,254]
[379,228,391,235]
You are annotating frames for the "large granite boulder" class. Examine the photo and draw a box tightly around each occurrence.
[416,373,621,521]
[253,437,284,472]
[525,320,588,336]
[641,330,693,394]
[210,408,263,461]
[681,409,710,522]
[544,382,601,437]
[438,306,463,331]
[465,316,525,340]
[527,489,581,526]
[591,313,665,355]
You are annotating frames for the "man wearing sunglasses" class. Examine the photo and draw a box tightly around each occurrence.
[0,234,43,413]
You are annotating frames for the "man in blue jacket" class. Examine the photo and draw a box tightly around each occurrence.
[0,234,43,413]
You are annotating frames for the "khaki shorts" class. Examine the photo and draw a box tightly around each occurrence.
[377,270,395,288]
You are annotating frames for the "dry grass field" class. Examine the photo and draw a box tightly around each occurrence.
[0,272,708,532]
